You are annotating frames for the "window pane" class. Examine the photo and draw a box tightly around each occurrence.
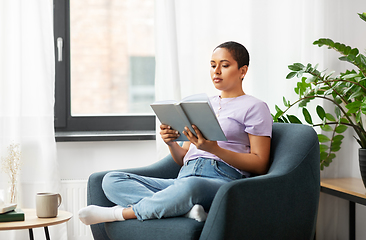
[70,0,155,115]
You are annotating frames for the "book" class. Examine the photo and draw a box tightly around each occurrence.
[0,203,17,214]
[150,93,227,141]
[0,208,25,222]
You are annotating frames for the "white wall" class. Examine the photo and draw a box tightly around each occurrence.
[57,140,157,181]
[56,140,157,240]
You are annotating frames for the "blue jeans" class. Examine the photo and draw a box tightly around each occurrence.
[102,158,243,221]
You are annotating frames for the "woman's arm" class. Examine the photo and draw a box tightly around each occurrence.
[160,124,190,166]
[211,134,270,175]
[183,125,271,175]
[167,142,190,166]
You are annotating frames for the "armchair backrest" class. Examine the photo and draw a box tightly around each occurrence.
[269,122,320,177]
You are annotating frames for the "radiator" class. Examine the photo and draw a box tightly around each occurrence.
[61,180,93,240]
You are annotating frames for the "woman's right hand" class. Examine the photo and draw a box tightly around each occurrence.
[160,124,180,146]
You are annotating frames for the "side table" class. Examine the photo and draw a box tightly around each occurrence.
[321,178,366,240]
[0,209,73,240]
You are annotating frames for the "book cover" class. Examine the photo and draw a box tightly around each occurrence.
[151,93,227,141]
[0,209,25,222]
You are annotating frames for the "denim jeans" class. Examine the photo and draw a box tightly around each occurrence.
[102,158,243,221]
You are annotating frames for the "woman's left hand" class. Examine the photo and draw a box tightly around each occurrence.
[183,125,218,152]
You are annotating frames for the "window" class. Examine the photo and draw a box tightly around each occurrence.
[54,0,156,141]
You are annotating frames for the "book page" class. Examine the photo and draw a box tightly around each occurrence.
[180,102,227,141]
[180,93,209,103]
[150,103,193,141]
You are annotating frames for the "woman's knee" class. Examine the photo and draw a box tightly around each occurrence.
[102,171,129,193]
[178,177,224,209]
[177,177,218,196]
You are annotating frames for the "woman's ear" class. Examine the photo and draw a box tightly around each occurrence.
[240,65,248,79]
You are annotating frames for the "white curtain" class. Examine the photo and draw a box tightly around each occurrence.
[155,0,326,158]
[155,0,366,239]
[0,1,66,239]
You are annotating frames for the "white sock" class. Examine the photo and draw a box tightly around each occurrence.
[78,205,125,225]
[184,204,208,222]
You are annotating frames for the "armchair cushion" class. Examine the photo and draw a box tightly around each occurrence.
[106,217,204,240]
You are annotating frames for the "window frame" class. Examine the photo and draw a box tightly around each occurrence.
[53,0,156,142]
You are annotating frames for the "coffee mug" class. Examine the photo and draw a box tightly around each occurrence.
[36,193,62,218]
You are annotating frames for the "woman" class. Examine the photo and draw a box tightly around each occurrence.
[79,41,272,225]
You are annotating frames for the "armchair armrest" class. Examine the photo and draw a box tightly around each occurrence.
[200,132,320,240]
[87,153,181,240]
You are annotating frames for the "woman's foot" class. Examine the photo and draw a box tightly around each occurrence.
[78,205,125,225]
[184,204,208,222]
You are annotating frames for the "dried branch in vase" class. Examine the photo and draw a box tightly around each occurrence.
[1,143,22,203]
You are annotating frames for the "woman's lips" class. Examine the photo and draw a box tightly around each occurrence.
[213,78,222,83]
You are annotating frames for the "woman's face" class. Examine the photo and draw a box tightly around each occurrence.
[210,48,247,96]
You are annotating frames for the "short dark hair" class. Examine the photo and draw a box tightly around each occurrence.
[214,41,250,68]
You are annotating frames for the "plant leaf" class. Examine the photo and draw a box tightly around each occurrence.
[320,125,333,132]
[288,63,304,71]
[275,104,282,113]
[334,106,341,119]
[359,54,366,66]
[345,101,362,113]
[333,135,344,141]
[342,73,359,79]
[302,108,313,124]
[331,145,341,152]
[316,105,326,120]
[286,72,297,79]
[356,111,362,123]
[340,118,349,124]
[313,38,334,48]
[280,116,289,123]
[325,113,336,121]
[361,102,366,115]
[319,144,329,152]
[359,12,366,22]
[349,48,359,56]
[339,56,348,61]
[287,115,302,124]
[318,134,331,143]
[335,125,348,133]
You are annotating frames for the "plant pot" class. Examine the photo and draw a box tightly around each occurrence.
[359,148,366,188]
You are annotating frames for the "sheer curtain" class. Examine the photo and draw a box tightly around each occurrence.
[155,0,366,239]
[0,1,65,239]
[155,0,326,158]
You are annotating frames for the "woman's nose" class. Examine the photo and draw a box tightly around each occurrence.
[215,66,221,74]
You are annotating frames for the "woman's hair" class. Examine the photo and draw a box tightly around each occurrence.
[214,41,250,68]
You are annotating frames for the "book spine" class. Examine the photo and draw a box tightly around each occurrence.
[0,211,25,222]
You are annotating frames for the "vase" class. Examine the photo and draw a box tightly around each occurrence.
[359,148,366,188]
[7,180,18,204]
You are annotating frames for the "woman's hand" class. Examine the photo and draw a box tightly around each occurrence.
[160,124,180,146]
[183,125,218,153]
[160,124,190,166]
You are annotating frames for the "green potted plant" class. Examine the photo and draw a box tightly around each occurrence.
[273,12,366,184]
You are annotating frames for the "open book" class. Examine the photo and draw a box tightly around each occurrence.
[150,93,227,141]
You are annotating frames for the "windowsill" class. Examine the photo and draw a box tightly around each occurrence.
[55,130,156,142]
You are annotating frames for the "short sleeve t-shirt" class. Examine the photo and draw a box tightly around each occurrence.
[183,94,273,177]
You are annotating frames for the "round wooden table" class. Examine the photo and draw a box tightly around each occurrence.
[0,209,73,240]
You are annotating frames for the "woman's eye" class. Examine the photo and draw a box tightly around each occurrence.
[211,65,216,68]
[222,65,229,68]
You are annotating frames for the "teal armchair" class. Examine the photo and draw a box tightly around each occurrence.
[87,123,320,240]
